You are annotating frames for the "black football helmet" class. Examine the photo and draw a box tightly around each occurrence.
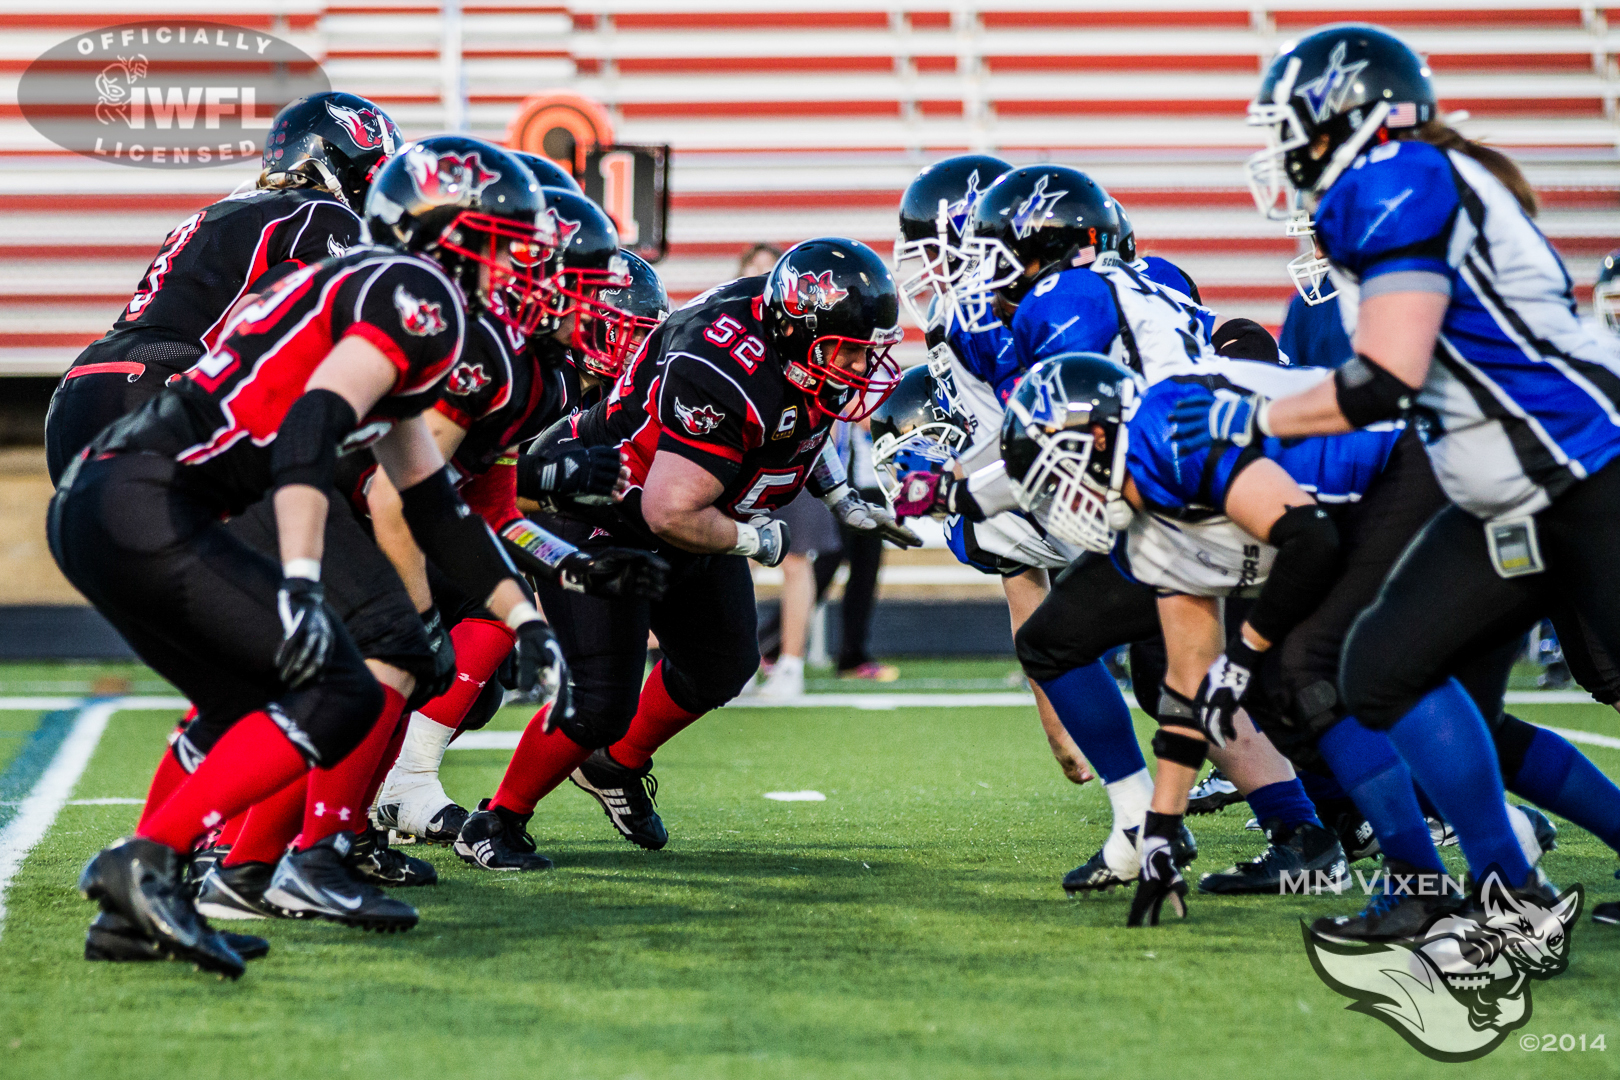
[958,165,1120,320]
[1001,353,1143,553]
[1248,24,1437,219]
[364,135,549,334]
[577,249,669,380]
[260,92,401,210]
[869,364,971,503]
[761,238,905,421]
[510,151,583,196]
[1596,250,1620,334]
[529,188,633,360]
[1114,200,1137,263]
[894,154,1014,336]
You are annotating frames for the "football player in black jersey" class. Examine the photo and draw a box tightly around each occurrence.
[44,91,400,484]
[50,137,564,975]
[451,238,921,867]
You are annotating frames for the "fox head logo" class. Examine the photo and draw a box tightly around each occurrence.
[1305,872,1583,1062]
[393,284,447,336]
[404,145,499,203]
[325,100,396,155]
[779,268,848,319]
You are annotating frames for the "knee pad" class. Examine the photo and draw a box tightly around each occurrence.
[1151,730,1208,771]
[455,675,507,735]
[1491,713,1539,783]
[280,663,387,767]
[553,661,642,749]
[661,649,757,714]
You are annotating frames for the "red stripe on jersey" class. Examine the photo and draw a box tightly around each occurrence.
[432,397,474,430]
[621,374,662,487]
[199,212,284,352]
[63,361,144,381]
[459,461,520,531]
[343,322,414,391]
[661,425,746,463]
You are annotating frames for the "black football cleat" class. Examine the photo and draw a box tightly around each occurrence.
[1186,768,1242,815]
[350,826,438,887]
[569,749,668,850]
[262,832,418,932]
[1198,819,1348,895]
[185,844,230,895]
[1324,807,1381,864]
[1063,823,1197,894]
[454,800,554,871]
[78,836,245,978]
[372,799,468,847]
[85,909,269,963]
[1513,804,1558,859]
[195,860,285,921]
[1594,902,1619,925]
[1309,859,1464,944]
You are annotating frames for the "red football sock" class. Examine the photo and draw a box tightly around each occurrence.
[215,812,246,849]
[301,685,406,847]
[139,711,309,852]
[222,776,307,866]
[362,707,412,810]
[135,741,191,831]
[491,704,590,816]
[608,661,705,769]
[420,617,515,730]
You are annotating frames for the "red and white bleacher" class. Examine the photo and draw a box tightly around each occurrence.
[2,0,1617,374]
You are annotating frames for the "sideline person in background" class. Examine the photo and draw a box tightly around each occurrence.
[739,243,783,279]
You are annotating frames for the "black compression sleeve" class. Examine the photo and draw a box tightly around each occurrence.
[271,389,356,491]
[1247,503,1341,645]
[399,466,532,605]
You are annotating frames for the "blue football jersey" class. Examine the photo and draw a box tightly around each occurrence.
[1137,255,1203,309]
[945,320,1021,404]
[1314,138,1620,519]
[1011,256,1219,382]
[1128,370,1400,519]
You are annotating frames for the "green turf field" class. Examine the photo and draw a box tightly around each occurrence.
[0,665,1615,1078]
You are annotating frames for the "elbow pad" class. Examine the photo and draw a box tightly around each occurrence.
[806,441,848,499]
[270,389,356,491]
[1247,503,1340,644]
[399,466,531,606]
[1334,354,1416,428]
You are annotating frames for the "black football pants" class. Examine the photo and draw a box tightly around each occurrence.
[45,335,202,485]
[530,514,760,749]
[1344,453,1620,731]
[47,453,382,767]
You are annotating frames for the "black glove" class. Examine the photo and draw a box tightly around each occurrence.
[522,445,621,504]
[416,605,458,705]
[1126,814,1190,928]
[1194,635,1263,748]
[559,547,671,601]
[514,619,574,727]
[274,576,334,688]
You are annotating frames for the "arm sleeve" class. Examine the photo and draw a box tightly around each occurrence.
[1313,143,1459,296]
[336,262,464,394]
[654,353,758,484]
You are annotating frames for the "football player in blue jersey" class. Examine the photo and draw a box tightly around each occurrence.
[1176,23,1620,922]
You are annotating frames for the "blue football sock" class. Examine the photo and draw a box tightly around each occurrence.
[1298,767,1348,806]
[1037,661,1144,785]
[1512,726,1620,853]
[1317,717,1444,873]
[1382,680,1531,884]
[1246,778,1321,831]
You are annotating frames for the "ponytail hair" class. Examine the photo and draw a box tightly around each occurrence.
[1407,121,1538,217]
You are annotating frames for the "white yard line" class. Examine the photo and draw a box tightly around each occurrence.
[1547,726,1620,752]
[0,700,117,940]
[0,696,187,712]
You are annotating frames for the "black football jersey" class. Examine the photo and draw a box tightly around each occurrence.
[101,246,463,515]
[439,324,575,483]
[576,276,834,526]
[108,187,362,352]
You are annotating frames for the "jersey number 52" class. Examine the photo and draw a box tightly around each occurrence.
[703,315,767,372]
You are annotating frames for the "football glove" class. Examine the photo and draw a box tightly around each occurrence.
[1194,635,1263,748]
[523,445,622,505]
[732,516,790,567]
[274,576,334,688]
[513,619,574,724]
[1126,830,1190,927]
[1169,387,1270,454]
[558,547,671,601]
[827,486,923,548]
[892,469,950,521]
[418,605,458,704]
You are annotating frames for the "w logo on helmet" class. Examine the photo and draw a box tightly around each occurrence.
[325,100,394,154]
[1012,175,1068,240]
[945,170,986,234]
[403,145,499,203]
[1296,41,1371,123]
[779,267,849,318]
